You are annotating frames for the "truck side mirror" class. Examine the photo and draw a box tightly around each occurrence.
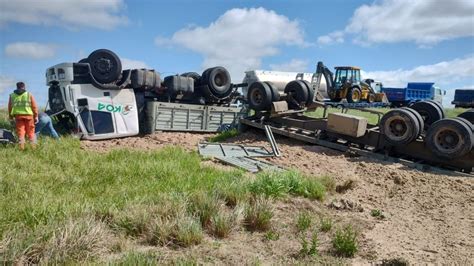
[443,90,446,95]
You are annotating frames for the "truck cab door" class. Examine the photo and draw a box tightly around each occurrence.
[433,87,443,104]
[109,89,139,135]
[76,94,116,137]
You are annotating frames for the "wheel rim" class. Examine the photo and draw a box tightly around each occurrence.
[384,116,410,141]
[251,89,263,105]
[352,90,360,101]
[213,72,228,89]
[433,126,462,154]
[94,57,112,74]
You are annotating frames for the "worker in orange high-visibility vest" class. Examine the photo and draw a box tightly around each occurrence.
[8,82,39,150]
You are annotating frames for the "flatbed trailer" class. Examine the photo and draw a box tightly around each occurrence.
[322,100,390,108]
[240,108,474,174]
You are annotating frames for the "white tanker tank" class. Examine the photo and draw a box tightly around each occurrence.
[242,70,329,99]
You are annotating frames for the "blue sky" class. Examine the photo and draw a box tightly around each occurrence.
[1,0,473,107]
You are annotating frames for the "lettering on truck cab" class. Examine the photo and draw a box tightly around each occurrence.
[97,102,133,115]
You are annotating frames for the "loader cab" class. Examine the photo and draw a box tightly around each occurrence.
[334,66,361,88]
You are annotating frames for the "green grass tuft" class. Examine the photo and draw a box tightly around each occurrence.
[173,216,204,247]
[208,128,239,143]
[299,230,319,257]
[264,230,280,241]
[296,211,312,232]
[244,197,273,232]
[319,217,333,232]
[114,251,158,265]
[249,171,329,201]
[370,209,386,219]
[332,225,358,257]
[210,211,237,238]
[188,192,222,228]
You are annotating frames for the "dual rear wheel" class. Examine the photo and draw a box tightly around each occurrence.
[380,102,473,159]
[247,80,314,111]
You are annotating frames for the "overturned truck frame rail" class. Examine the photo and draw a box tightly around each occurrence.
[240,110,474,174]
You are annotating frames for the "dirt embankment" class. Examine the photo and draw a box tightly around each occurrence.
[81,131,474,264]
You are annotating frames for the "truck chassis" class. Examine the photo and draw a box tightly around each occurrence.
[240,109,474,174]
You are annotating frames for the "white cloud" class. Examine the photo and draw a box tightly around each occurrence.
[0,0,128,30]
[155,7,306,79]
[121,58,149,69]
[5,42,57,59]
[318,0,474,46]
[269,59,309,72]
[362,55,474,87]
[317,31,344,46]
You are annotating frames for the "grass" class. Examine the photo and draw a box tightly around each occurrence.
[0,108,13,131]
[188,192,221,228]
[243,197,273,232]
[0,135,336,263]
[210,211,237,238]
[0,138,242,262]
[332,225,358,257]
[0,110,339,263]
[370,209,386,219]
[299,231,319,257]
[296,211,312,232]
[264,230,280,241]
[249,171,330,201]
[114,251,158,265]
[320,217,333,232]
[208,128,239,142]
[306,106,469,125]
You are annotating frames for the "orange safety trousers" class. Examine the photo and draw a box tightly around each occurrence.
[15,115,36,144]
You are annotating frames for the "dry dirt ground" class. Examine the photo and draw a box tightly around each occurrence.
[81,130,474,265]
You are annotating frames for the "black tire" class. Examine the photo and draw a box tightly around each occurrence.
[426,118,473,159]
[347,87,361,103]
[263,81,280,102]
[458,110,474,125]
[247,82,272,111]
[410,101,443,129]
[380,108,421,145]
[200,66,232,100]
[284,80,309,109]
[328,91,341,102]
[181,72,201,83]
[426,100,445,118]
[87,49,122,84]
[454,117,474,132]
[401,107,424,136]
[367,93,375,103]
[300,80,315,104]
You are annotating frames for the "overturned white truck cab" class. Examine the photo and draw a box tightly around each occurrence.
[46,49,246,140]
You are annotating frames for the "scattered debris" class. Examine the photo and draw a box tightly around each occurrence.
[215,156,282,173]
[328,199,364,212]
[376,257,409,266]
[0,128,15,144]
[198,126,282,172]
[264,125,281,157]
[198,143,273,158]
